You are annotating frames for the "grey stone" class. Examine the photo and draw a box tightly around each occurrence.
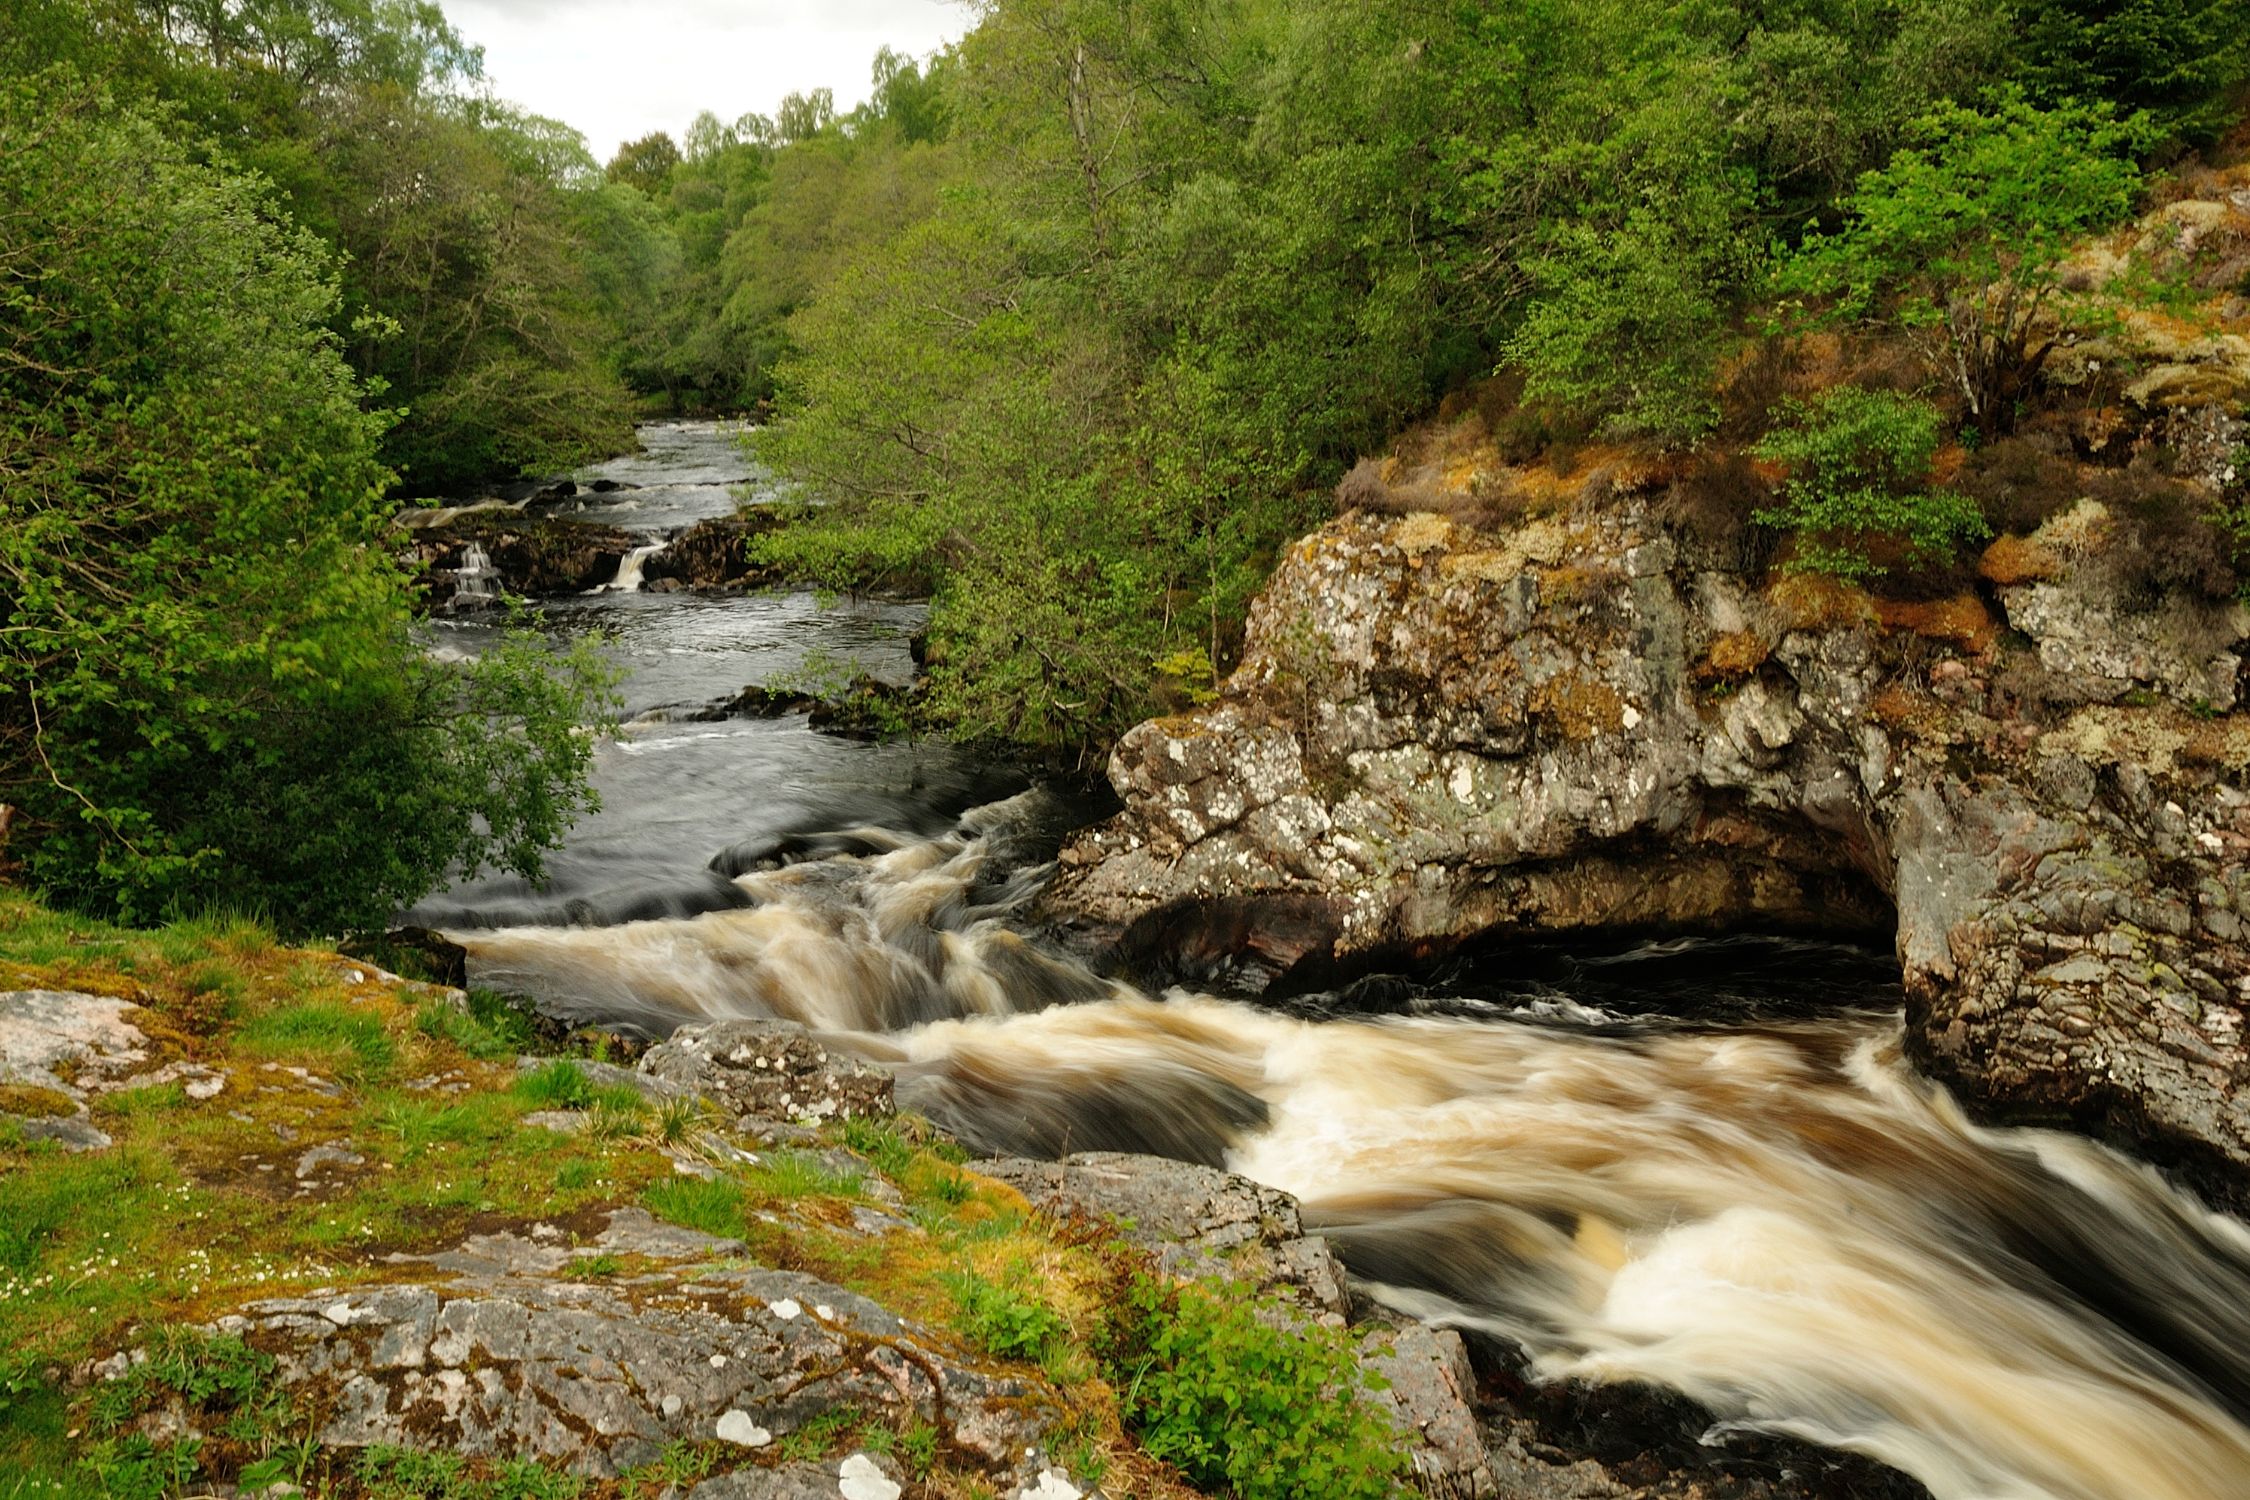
[201,1208,1049,1477]
[640,1020,893,1126]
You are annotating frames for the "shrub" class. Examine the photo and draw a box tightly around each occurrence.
[1776,93,2144,434]
[1753,389,1989,581]
[942,1272,1070,1362]
[1100,1276,1407,1500]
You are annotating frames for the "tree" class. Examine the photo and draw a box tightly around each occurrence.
[0,73,613,931]
[1776,93,2146,433]
[607,131,682,196]
[2015,0,2250,145]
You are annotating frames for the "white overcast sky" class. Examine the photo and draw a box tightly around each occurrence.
[446,0,970,162]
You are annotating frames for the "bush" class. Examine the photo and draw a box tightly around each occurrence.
[1100,1276,1407,1500]
[1754,389,1989,581]
[1776,94,2144,434]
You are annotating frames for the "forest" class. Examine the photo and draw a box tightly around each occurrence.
[3,0,2248,931]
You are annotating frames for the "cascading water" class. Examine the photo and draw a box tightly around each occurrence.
[446,540,501,612]
[446,790,2250,1500]
[593,542,666,594]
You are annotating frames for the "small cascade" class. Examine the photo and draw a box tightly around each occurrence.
[445,541,501,613]
[593,542,666,594]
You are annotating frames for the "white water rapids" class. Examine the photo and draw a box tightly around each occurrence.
[444,790,2250,1499]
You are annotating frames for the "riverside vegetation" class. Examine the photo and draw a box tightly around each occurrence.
[0,893,1407,1500]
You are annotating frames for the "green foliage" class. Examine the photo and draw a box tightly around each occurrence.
[1754,389,1990,580]
[0,73,616,934]
[942,1271,1071,1361]
[355,1447,584,1500]
[2014,0,2250,145]
[1776,93,2145,432]
[238,1001,400,1081]
[416,991,540,1061]
[77,1329,303,1500]
[1101,1276,1407,1500]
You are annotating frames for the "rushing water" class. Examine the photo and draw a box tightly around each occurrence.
[429,426,2250,1500]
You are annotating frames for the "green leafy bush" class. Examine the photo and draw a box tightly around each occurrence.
[0,73,616,935]
[942,1272,1071,1362]
[1754,389,1989,581]
[1101,1276,1407,1500]
[1776,93,2144,433]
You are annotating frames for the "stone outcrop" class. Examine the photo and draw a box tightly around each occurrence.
[643,514,786,591]
[978,1152,1495,1497]
[197,1209,1055,1480]
[640,1020,896,1126]
[0,989,222,1149]
[1041,491,2250,1196]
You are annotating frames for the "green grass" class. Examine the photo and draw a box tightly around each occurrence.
[640,1177,745,1240]
[236,1000,398,1082]
[414,991,539,1062]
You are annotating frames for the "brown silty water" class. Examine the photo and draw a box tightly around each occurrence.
[451,789,2250,1500]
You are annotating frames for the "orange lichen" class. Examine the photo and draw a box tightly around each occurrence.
[1532,672,1627,740]
[1876,592,1999,654]
[1979,535,2064,587]
[1699,630,1771,681]
[1768,574,1878,631]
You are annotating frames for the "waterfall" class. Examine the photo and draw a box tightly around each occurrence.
[446,541,501,613]
[444,792,2250,1500]
[593,542,666,594]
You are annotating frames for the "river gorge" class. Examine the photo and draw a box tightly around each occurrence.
[407,425,2250,1500]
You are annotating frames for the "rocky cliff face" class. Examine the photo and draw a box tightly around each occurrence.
[1043,479,2250,1196]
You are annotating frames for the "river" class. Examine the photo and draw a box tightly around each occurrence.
[420,423,2250,1500]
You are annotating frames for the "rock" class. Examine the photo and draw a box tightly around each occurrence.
[980,1153,1488,1489]
[1038,501,2250,1197]
[642,514,786,591]
[204,1208,1052,1477]
[402,513,638,599]
[0,990,168,1149]
[978,1153,1349,1318]
[1360,1321,1496,1497]
[640,1020,894,1126]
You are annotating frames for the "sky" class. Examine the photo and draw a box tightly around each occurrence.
[445,0,970,163]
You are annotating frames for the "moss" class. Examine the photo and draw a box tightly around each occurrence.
[0,1086,77,1120]
[1531,671,1627,740]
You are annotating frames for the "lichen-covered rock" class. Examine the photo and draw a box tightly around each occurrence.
[0,990,220,1149]
[1040,500,2250,1197]
[205,1209,1050,1477]
[640,1020,894,1125]
[979,1152,1492,1494]
[977,1152,1349,1318]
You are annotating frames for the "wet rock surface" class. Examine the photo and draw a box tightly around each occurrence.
[1041,495,2250,1196]
[205,1208,1053,1479]
[643,514,786,591]
[404,512,638,599]
[640,1020,895,1126]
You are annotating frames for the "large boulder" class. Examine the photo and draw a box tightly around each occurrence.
[979,1152,1493,1496]
[1040,498,2250,1199]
